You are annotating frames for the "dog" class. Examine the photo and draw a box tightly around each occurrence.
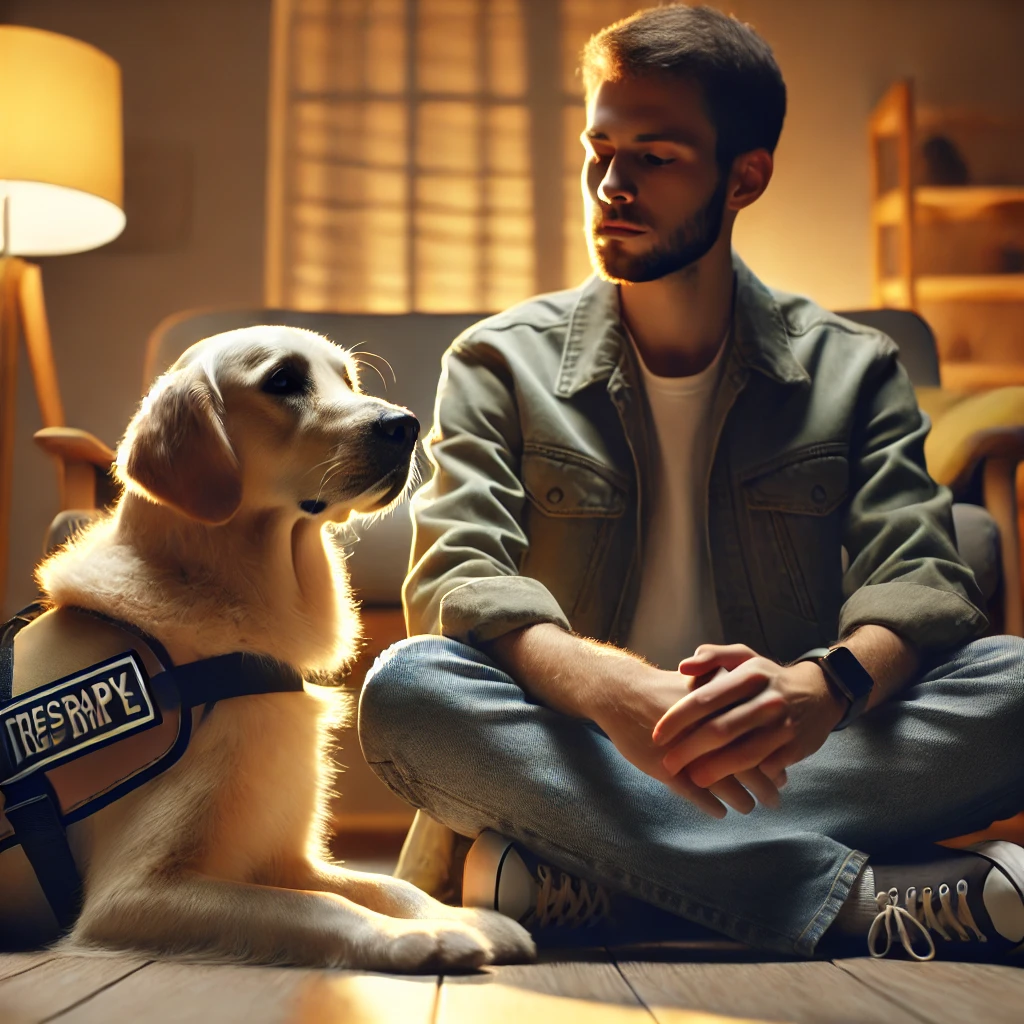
[0,325,534,971]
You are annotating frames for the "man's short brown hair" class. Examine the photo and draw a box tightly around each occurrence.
[580,4,786,170]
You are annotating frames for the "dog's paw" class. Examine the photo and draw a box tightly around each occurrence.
[381,920,495,973]
[438,906,536,964]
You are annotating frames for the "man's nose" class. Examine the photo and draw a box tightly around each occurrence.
[597,157,636,204]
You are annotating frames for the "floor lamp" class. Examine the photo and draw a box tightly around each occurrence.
[0,26,124,613]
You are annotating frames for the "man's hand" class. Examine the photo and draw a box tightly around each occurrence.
[591,662,791,818]
[485,624,788,818]
[652,643,846,791]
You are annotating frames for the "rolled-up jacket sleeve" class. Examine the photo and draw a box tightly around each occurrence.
[838,351,988,653]
[403,340,571,644]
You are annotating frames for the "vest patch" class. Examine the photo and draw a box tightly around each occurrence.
[1,651,159,784]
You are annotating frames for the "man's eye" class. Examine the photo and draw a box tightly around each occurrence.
[643,154,674,166]
[263,366,308,395]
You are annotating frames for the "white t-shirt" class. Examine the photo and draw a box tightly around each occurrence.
[625,329,727,670]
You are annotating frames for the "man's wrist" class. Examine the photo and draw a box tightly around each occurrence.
[792,659,847,729]
[792,645,876,729]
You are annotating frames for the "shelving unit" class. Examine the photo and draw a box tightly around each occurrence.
[868,80,1024,390]
[878,274,1024,305]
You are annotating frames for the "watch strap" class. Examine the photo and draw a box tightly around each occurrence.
[792,646,874,730]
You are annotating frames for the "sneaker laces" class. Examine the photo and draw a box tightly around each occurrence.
[868,881,988,961]
[526,863,612,929]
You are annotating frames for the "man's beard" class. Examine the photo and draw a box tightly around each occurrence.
[588,173,729,284]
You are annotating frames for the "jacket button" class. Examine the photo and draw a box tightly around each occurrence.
[547,487,564,505]
[811,484,827,504]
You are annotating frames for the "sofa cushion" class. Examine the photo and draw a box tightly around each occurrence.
[951,502,1000,606]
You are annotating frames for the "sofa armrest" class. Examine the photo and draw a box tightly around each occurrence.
[33,427,116,512]
[917,388,1024,635]
[922,386,1024,491]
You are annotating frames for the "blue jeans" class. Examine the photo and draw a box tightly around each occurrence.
[357,634,1024,956]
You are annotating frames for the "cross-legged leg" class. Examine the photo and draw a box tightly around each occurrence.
[357,634,1024,956]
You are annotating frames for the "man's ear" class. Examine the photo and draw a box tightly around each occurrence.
[727,149,774,212]
[116,365,243,524]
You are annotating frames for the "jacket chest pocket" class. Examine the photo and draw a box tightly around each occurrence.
[741,452,848,624]
[520,448,628,621]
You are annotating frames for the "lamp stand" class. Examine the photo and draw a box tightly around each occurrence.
[0,257,66,614]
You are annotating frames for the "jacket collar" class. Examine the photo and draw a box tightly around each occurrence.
[555,251,809,397]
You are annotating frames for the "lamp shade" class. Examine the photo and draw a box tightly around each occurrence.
[0,26,124,256]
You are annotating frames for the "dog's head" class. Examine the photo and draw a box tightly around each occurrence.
[115,326,419,525]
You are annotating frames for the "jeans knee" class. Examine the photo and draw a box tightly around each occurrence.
[968,634,1024,681]
[357,634,480,764]
[995,633,1024,705]
[950,633,1024,730]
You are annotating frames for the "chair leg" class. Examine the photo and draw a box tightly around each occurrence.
[983,458,1023,636]
[62,460,98,511]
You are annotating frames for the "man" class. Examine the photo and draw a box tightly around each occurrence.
[358,4,1024,961]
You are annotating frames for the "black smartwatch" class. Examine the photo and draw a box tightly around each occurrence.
[793,646,874,730]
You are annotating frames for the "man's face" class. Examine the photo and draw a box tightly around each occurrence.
[582,73,729,283]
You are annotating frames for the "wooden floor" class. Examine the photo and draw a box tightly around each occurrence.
[2,947,1023,1024]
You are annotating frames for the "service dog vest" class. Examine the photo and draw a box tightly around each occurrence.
[0,603,306,932]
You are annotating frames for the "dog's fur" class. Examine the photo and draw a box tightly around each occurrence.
[7,326,534,971]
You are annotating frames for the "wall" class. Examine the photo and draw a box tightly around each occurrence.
[2,0,271,614]
[3,0,1024,613]
[723,0,1024,309]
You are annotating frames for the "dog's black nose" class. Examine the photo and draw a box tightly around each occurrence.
[375,412,419,447]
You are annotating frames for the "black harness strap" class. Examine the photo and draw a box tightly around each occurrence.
[0,604,43,704]
[1,605,305,933]
[171,653,304,708]
[1,604,81,929]
[3,775,82,930]
[63,606,304,707]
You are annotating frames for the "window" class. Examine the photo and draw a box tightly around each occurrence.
[265,0,637,312]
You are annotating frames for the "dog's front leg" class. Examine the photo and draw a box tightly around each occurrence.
[68,872,501,972]
[283,859,535,964]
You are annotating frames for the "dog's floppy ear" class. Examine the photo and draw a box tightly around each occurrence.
[116,364,242,524]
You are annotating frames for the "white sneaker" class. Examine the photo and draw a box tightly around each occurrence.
[462,831,612,930]
[461,830,734,949]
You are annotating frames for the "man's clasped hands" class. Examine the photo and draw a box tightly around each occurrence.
[594,643,848,817]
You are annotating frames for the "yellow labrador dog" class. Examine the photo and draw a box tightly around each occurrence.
[0,326,534,970]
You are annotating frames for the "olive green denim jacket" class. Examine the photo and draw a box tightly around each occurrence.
[404,253,987,664]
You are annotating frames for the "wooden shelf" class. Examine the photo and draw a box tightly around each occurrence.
[874,185,1024,225]
[940,362,1024,392]
[880,274,1024,304]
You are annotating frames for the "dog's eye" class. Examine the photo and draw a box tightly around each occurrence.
[262,366,308,396]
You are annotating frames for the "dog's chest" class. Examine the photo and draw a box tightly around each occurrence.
[187,691,329,877]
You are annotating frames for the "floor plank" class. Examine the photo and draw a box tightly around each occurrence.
[287,970,438,1024]
[617,959,924,1024]
[438,958,653,1023]
[835,957,1024,1024]
[0,954,56,984]
[0,953,146,1024]
[52,961,438,1024]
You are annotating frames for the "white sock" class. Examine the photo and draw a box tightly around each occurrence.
[831,866,876,935]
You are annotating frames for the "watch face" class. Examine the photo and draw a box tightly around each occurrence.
[825,645,874,699]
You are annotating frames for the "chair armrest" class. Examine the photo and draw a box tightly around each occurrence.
[33,427,116,512]
[33,427,115,469]
[922,386,1024,491]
